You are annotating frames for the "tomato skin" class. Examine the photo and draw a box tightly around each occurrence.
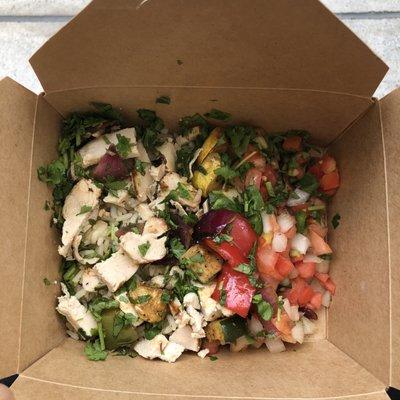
[320,155,337,174]
[286,278,315,306]
[296,261,316,280]
[212,264,256,318]
[275,255,294,278]
[203,238,247,267]
[309,162,324,179]
[283,136,302,152]
[245,167,262,189]
[229,215,257,257]
[320,170,340,191]
[256,237,280,280]
[309,230,332,256]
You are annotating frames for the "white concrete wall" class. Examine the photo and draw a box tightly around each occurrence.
[0,0,399,97]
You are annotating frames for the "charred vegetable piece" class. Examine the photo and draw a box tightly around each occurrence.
[192,152,221,196]
[129,284,167,323]
[205,315,247,344]
[197,127,223,164]
[101,308,138,350]
[182,244,223,283]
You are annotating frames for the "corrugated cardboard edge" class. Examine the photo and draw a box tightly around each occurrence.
[0,77,37,378]
[378,89,400,390]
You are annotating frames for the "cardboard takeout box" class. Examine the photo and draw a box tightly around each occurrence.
[0,0,399,398]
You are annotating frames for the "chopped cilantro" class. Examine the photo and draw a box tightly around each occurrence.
[112,311,137,337]
[164,182,191,202]
[144,322,162,340]
[134,294,152,304]
[224,125,255,157]
[332,213,341,229]
[156,95,171,105]
[115,134,132,158]
[215,165,239,183]
[138,241,151,257]
[208,191,243,213]
[234,263,252,275]
[252,295,273,321]
[76,205,93,216]
[295,210,307,234]
[243,185,264,234]
[214,234,232,244]
[161,291,171,304]
[204,109,231,121]
[84,339,108,361]
[89,298,119,321]
[297,173,319,194]
[136,109,164,152]
[43,277,51,286]
[169,238,186,259]
[209,356,218,361]
[134,159,147,176]
[219,288,227,306]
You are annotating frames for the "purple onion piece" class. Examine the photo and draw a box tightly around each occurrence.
[193,209,236,242]
[93,153,129,181]
[170,213,193,249]
[298,307,318,320]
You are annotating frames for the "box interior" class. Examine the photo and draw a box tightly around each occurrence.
[1,0,399,397]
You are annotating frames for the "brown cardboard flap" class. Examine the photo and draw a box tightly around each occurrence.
[44,86,373,146]
[30,0,387,96]
[13,339,386,399]
[17,95,65,372]
[328,102,391,385]
[0,78,37,377]
[379,89,400,389]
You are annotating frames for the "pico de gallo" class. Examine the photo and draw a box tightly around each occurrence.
[39,103,340,362]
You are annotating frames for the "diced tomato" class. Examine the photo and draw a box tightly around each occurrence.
[315,272,329,283]
[203,340,220,355]
[228,215,257,257]
[315,273,336,295]
[308,162,324,179]
[256,238,280,280]
[262,164,278,186]
[203,238,247,267]
[244,167,262,189]
[308,220,328,238]
[286,225,297,239]
[323,188,337,197]
[290,203,309,213]
[282,136,302,152]
[275,255,294,279]
[212,264,256,318]
[244,145,267,169]
[320,170,340,191]
[288,278,315,306]
[296,261,316,279]
[320,155,337,174]
[309,292,323,309]
[309,230,332,256]
[298,284,314,306]
[272,313,295,342]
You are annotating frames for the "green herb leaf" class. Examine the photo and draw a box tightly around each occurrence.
[215,165,239,182]
[234,263,252,275]
[134,159,147,176]
[295,210,307,234]
[134,294,152,304]
[84,339,108,361]
[219,287,227,306]
[161,291,171,303]
[43,277,51,286]
[169,238,186,259]
[252,295,273,321]
[76,205,93,216]
[332,213,341,229]
[115,134,132,158]
[214,234,233,244]
[204,109,231,121]
[138,241,151,257]
[89,298,119,321]
[209,356,218,361]
[91,102,123,123]
[297,173,319,194]
[208,191,243,213]
[156,95,171,105]
[224,126,255,157]
[164,182,191,202]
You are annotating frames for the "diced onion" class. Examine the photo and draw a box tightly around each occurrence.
[291,322,305,344]
[316,261,330,274]
[283,299,300,321]
[322,290,331,307]
[302,317,316,335]
[277,213,295,233]
[261,211,273,233]
[303,254,323,263]
[291,233,310,254]
[272,232,287,252]
[287,188,310,206]
[265,338,286,353]
[248,315,264,335]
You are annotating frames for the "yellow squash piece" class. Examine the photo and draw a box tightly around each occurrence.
[192,152,221,196]
[197,127,223,164]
